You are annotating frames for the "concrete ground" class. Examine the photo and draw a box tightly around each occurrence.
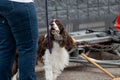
[36,62,120,80]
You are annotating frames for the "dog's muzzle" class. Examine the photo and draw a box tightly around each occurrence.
[51,30,62,41]
[54,33,63,41]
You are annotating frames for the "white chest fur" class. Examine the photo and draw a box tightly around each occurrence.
[43,41,69,80]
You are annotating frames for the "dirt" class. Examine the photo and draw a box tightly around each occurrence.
[36,62,120,80]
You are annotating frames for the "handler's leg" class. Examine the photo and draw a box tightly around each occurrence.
[0,15,16,80]
[7,2,38,80]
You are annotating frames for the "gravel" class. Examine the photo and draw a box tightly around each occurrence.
[36,62,120,80]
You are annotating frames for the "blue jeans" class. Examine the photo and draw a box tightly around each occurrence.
[0,0,38,80]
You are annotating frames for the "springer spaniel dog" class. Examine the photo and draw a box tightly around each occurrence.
[12,19,74,80]
[37,19,74,80]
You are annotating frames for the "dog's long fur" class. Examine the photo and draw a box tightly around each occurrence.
[12,19,74,80]
[37,19,74,80]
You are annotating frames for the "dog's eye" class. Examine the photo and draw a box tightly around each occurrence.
[50,23,54,26]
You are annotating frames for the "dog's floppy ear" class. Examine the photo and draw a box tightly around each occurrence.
[65,32,75,50]
[55,19,65,33]
[59,31,74,50]
[37,35,45,57]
